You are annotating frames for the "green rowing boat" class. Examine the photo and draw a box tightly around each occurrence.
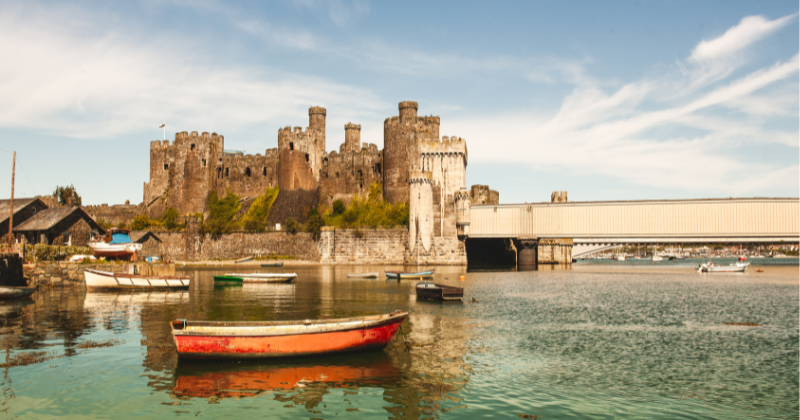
[213,275,243,282]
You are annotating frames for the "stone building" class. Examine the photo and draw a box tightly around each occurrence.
[13,207,104,246]
[142,100,497,264]
[0,197,49,243]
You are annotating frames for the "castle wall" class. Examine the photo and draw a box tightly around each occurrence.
[319,144,382,204]
[318,227,408,264]
[470,184,499,205]
[83,203,142,225]
[216,151,278,198]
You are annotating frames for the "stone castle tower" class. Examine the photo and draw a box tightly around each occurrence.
[144,101,492,265]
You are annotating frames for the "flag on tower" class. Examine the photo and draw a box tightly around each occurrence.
[159,122,165,128]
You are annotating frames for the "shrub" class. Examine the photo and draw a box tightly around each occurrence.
[161,207,180,230]
[306,214,325,240]
[25,244,91,261]
[96,218,113,231]
[117,222,127,230]
[323,183,408,229]
[202,190,241,239]
[241,186,279,231]
[332,200,345,216]
[284,218,299,234]
[130,214,150,231]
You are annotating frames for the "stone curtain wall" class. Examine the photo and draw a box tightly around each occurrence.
[538,238,573,264]
[319,228,408,264]
[154,231,320,261]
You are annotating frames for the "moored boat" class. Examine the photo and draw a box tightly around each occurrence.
[415,281,463,301]
[0,286,36,299]
[385,270,434,279]
[697,261,749,273]
[615,255,626,261]
[260,261,284,267]
[88,228,142,260]
[235,256,253,264]
[347,272,380,279]
[84,269,190,289]
[170,311,408,359]
[651,255,663,262]
[214,273,297,283]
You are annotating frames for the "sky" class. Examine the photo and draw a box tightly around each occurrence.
[0,0,797,205]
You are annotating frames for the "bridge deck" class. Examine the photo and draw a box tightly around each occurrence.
[468,197,799,244]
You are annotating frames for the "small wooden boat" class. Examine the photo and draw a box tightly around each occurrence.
[385,269,434,279]
[235,256,253,264]
[260,261,284,267]
[347,272,380,279]
[170,311,408,359]
[84,269,190,289]
[214,273,296,283]
[88,228,142,260]
[697,262,749,273]
[0,286,36,299]
[415,281,463,301]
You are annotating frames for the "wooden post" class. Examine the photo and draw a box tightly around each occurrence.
[8,151,15,249]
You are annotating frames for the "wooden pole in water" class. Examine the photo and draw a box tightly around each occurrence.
[8,151,15,250]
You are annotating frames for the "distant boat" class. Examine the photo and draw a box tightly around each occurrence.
[0,286,36,299]
[348,272,380,279]
[88,228,142,260]
[615,255,626,262]
[260,261,284,267]
[215,273,296,283]
[84,269,190,289]
[385,270,434,279]
[170,311,408,359]
[697,262,749,273]
[651,255,663,262]
[415,281,463,301]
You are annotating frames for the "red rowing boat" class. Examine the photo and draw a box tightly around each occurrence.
[170,311,407,359]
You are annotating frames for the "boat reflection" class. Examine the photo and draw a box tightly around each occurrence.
[171,352,400,400]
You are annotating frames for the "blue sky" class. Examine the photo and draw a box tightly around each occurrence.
[0,0,797,205]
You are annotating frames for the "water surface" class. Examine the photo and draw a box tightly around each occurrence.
[1,265,797,419]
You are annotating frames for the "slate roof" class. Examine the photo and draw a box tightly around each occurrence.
[130,230,162,243]
[14,207,102,233]
[0,198,43,224]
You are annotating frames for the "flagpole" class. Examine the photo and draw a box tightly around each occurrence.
[163,120,166,141]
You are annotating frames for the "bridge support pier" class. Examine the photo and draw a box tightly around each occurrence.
[513,239,538,271]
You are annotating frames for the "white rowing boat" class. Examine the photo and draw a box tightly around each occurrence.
[84,269,190,289]
[697,262,749,273]
[347,272,380,279]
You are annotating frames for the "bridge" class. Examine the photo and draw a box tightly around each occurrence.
[465,197,799,268]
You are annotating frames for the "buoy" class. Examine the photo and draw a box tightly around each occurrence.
[459,275,465,281]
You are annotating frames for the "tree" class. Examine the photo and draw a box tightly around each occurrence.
[284,218,299,234]
[202,190,241,239]
[130,214,150,231]
[52,184,82,206]
[161,207,180,230]
[332,200,345,216]
[306,212,324,240]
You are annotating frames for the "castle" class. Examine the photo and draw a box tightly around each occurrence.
[143,101,499,264]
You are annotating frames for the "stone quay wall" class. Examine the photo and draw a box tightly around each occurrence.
[538,238,573,264]
[319,227,408,264]
[0,253,25,286]
[23,262,133,287]
[155,231,320,262]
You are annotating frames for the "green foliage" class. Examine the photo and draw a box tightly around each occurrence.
[202,190,241,238]
[52,184,82,206]
[130,214,150,231]
[332,200,345,216]
[323,183,409,229]
[284,218,299,234]
[161,207,180,230]
[96,218,113,231]
[117,222,127,230]
[241,186,279,233]
[25,244,91,261]
[254,253,299,261]
[306,213,325,240]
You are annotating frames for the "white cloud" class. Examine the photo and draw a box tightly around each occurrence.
[0,4,386,142]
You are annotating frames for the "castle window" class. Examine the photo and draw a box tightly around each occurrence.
[375,163,381,175]
[305,153,309,162]
[245,168,251,177]
[289,142,294,150]
[323,157,328,165]
[190,144,195,151]
[225,168,229,177]
[262,167,266,176]
[164,163,168,170]
[217,168,221,178]
[336,172,339,178]
[202,159,206,167]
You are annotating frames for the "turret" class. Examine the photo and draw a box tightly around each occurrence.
[455,188,471,237]
[399,101,418,124]
[408,170,434,252]
[344,122,361,153]
[309,106,326,152]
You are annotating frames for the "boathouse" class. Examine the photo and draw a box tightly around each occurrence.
[13,207,104,246]
[0,197,49,243]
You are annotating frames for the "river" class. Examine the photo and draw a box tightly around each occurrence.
[1,263,797,419]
